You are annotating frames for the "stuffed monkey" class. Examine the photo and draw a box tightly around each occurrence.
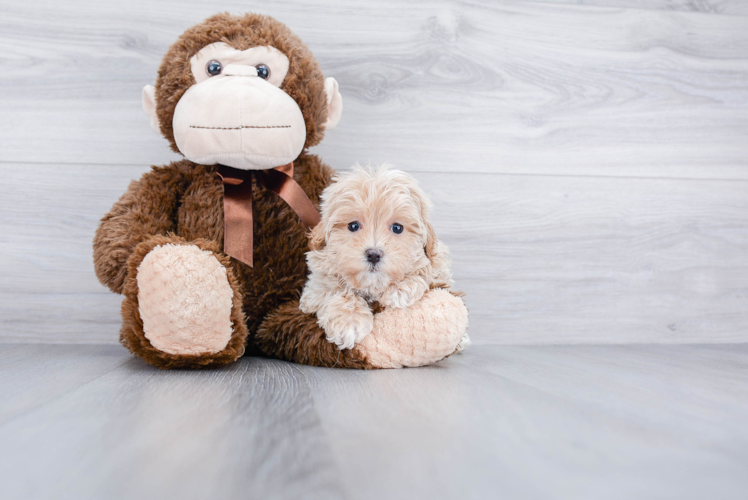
[93,13,467,369]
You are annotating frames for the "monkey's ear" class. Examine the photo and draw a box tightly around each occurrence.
[323,77,343,130]
[142,85,161,134]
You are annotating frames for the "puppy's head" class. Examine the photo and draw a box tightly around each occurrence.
[309,165,437,292]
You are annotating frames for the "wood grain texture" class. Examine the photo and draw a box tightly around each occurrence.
[0,345,347,500]
[1,163,747,344]
[0,0,747,179]
[307,344,748,500]
[0,344,746,499]
[0,344,128,424]
[1,0,747,345]
[541,0,748,15]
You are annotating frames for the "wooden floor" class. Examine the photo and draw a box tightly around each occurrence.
[1,343,746,500]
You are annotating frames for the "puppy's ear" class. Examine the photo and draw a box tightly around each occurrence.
[423,219,439,262]
[309,223,326,251]
[408,181,439,263]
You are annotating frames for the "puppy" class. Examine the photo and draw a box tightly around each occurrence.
[300,165,455,350]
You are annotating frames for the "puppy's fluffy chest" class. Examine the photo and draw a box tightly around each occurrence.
[352,290,386,314]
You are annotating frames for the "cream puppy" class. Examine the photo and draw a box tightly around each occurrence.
[300,165,455,350]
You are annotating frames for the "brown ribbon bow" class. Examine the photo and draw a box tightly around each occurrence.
[217,163,321,267]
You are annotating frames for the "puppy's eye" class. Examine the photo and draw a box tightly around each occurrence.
[206,60,222,76]
[348,221,360,232]
[256,64,270,80]
[391,223,404,234]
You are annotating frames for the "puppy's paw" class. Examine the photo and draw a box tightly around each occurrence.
[380,283,421,309]
[324,311,374,350]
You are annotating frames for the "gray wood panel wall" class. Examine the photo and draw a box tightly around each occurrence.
[1,0,746,344]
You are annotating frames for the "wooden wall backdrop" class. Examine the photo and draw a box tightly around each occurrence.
[1,0,747,344]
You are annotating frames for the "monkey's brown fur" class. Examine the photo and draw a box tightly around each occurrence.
[256,301,374,369]
[93,13,360,369]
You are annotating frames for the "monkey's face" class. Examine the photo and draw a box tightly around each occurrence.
[142,14,343,170]
[172,42,306,170]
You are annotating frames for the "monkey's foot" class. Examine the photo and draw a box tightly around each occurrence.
[353,289,469,369]
[121,235,248,369]
[137,243,234,355]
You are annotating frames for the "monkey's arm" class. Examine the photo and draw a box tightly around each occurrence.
[257,288,468,369]
[93,165,187,294]
[256,301,374,369]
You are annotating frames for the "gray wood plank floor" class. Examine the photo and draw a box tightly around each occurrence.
[0,344,746,500]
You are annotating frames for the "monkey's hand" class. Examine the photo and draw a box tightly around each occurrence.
[353,289,469,369]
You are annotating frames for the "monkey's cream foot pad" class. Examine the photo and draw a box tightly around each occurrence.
[136,244,234,355]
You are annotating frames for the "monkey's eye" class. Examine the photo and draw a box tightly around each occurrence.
[206,60,222,76]
[256,64,270,80]
[348,221,360,232]
[391,223,404,234]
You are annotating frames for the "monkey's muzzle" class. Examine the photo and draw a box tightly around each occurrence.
[172,74,307,170]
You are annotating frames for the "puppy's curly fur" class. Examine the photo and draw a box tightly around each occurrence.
[300,165,453,350]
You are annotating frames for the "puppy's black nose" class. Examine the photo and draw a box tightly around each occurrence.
[365,248,382,265]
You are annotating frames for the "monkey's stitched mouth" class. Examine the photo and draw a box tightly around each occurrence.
[189,125,292,130]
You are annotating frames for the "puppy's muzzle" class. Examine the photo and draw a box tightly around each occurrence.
[365,248,383,266]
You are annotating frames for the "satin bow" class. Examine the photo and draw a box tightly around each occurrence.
[217,163,321,266]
